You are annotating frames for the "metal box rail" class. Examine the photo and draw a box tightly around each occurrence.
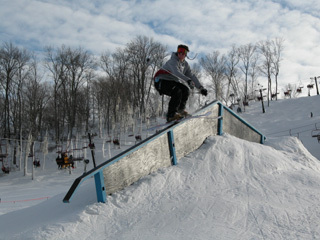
[63,100,265,203]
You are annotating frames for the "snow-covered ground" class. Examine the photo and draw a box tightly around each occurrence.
[1,95,320,240]
[243,95,320,160]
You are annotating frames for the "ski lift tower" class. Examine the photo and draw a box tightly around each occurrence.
[310,76,320,95]
[255,84,267,113]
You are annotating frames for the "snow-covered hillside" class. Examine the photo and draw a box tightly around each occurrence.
[1,96,320,240]
[242,95,320,160]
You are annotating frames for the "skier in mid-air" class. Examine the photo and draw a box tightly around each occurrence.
[154,44,208,122]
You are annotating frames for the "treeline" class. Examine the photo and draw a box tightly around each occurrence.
[0,35,284,141]
[201,37,284,107]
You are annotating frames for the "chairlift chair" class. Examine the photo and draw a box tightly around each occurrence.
[1,165,9,173]
[284,90,291,97]
[307,84,314,89]
[297,87,303,93]
[311,130,320,143]
[0,156,9,173]
[0,153,8,158]
[72,147,85,161]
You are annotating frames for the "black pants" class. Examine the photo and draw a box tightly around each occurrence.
[158,80,190,118]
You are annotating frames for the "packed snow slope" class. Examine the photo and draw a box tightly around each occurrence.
[242,95,320,160]
[1,95,320,239]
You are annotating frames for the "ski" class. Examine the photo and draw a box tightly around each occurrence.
[147,111,213,132]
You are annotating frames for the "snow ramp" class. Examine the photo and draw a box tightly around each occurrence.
[63,100,265,203]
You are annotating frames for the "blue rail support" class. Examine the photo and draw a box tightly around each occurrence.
[167,130,177,165]
[94,171,106,203]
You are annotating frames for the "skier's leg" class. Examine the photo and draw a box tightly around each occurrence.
[167,86,183,120]
[158,80,181,120]
[177,84,190,112]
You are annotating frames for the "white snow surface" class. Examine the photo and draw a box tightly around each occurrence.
[1,96,320,239]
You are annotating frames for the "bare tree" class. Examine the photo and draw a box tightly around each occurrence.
[248,53,260,98]
[0,36,286,145]
[12,49,32,139]
[200,51,227,101]
[61,46,95,137]
[238,43,257,106]
[91,77,114,135]
[257,40,274,106]
[101,49,132,131]
[144,42,167,117]
[82,70,95,133]
[24,57,50,139]
[271,37,285,100]
[126,36,165,119]
[44,46,66,141]
[45,45,95,139]
[0,42,30,138]
[225,45,240,105]
[10,50,31,166]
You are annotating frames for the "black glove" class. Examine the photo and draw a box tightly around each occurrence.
[200,87,208,96]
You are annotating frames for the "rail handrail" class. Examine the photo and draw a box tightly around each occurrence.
[63,100,265,203]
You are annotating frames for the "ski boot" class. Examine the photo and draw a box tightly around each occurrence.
[167,112,183,122]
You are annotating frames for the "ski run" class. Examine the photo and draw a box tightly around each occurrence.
[1,95,320,239]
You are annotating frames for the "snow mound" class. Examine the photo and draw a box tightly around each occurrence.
[2,134,320,239]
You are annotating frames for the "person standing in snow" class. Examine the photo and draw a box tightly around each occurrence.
[154,44,208,122]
